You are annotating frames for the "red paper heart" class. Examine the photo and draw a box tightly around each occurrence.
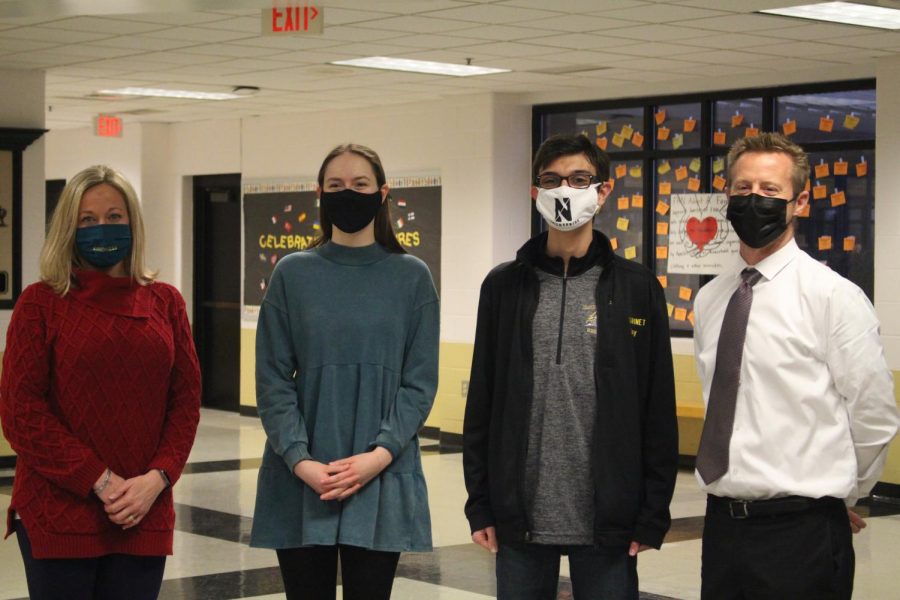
[686,216,717,252]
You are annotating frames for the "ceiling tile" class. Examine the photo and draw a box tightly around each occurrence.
[422,4,559,24]
[498,0,652,11]
[142,26,253,43]
[684,13,808,33]
[39,16,168,34]
[89,35,199,51]
[353,15,472,34]
[512,15,643,33]
[0,25,114,43]
[600,4,732,23]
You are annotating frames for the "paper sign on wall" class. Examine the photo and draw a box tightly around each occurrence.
[666,193,739,275]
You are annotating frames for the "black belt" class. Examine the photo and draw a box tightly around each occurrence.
[708,494,840,519]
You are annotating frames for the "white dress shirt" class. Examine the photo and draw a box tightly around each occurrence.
[693,238,899,505]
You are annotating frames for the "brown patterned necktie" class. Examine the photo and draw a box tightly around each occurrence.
[696,267,764,485]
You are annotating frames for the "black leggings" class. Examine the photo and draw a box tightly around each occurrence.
[14,521,166,600]
[276,544,401,600]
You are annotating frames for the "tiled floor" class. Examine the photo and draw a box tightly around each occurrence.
[2,408,899,599]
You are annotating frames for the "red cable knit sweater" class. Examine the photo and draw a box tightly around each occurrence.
[0,270,201,558]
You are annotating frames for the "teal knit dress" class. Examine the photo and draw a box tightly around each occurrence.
[250,241,439,552]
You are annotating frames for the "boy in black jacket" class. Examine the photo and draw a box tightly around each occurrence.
[463,134,678,600]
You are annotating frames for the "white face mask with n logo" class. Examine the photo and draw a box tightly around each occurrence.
[534,184,600,232]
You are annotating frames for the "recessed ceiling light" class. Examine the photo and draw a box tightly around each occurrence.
[96,87,243,100]
[330,57,510,77]
[759,2,900,30]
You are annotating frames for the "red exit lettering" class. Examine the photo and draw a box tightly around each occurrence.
[266,6,321,34]
[95,115,122,138]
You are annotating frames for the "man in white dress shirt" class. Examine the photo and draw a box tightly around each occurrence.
[693,132,899,599]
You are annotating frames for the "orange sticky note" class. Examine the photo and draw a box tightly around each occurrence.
[687,177,701,192]
[666,303,674,317]
[615,164,627,179]
[831,190,846,207]
[610,237,619,250]
[656,200,670,215]
[687,311,695,326]
[617,217,630,231]
[678,286,692,301]
[675,166,688,182]
[612,133,625,148]
[631,131,644,147]
[844,114,860,130]
[819,116,834,132]
[621,124,634,138]
[712,175,726,191]
[783,119,797,135]
[813,184,827,200]
[713,130,727,145]
[856,161,867,177]
[843,236,855,252]
[657,221,669,235]
[684,117,697,133]
[596,121,607,135]
[624,246,637,260]
[818,236,832,251]
[617,196,630,210]
[674,307,687,322]
[796,203,810,218]
[657,275,668,288]
[659,182,672,195]
[596,137,608,150]
[656,246,668,259]
[745,126,759,138]
[834,160,848,176]
[655,110,667,125]
[632,194,644,208]
[814,162,829,179]
[731,113,744,128]
[657,126,671,141]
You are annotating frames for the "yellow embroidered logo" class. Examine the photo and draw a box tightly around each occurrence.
[629,316,646,337]
[584,304,597,335]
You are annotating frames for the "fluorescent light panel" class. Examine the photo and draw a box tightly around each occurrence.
[330,57,510,77]
[760,2,900,30]
[97,87,242,100]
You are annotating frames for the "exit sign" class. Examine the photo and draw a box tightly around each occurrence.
[262,5,323,35]
[94,115,122,137]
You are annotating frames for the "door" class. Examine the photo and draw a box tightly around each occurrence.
[193,174,242,411]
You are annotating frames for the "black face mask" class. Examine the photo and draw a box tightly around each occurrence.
[321,189,382,234]
[726,193,796,249]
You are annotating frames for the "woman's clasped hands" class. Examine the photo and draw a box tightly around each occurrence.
[293,447,393,502]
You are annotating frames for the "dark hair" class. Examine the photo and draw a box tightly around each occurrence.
[310,143,406,254]
[532,134,610,182]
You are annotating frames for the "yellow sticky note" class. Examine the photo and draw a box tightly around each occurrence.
[624,246,637,260]
[844,114,860,130]
[596,137,608,150]
[656,200,670,215]
[856,161,867,177]
[610,237,619,250]
[629,165,642,178]
[621,124,634,138]
[813,184,827,200]
[815,162,830,179]
[657,275,668,288]
[632,194,644,208]
[843,236,856,252]
[688,311,695,326]
[674,307,687,321]
[712,175,726,191]
[655,110,667,125]
[713,158,725,173]
[713,130,727,145]
[617,196,630,210]
[657,221,669,235]
[656,246,669,259]
[745,126,759,138]
[679,286,692,301]
[657,126,671,141]
[658,161,672,175]
[631,131,644,148]
[617,217,630,231]
[659,181,672,195]
[783,119,797,135]
[831,190,846,207]
[612,132,625,148]
[689,158,702,173]
[615,164,627,179]
[731,113,744,128]
[797,203,810,218]
[596,121,607,135]
[834,160,848,176]
[684,117,697,133]
[819,116,834,132]
[818,236,832,251]
[672,133,684,150]
[687,177,701,192]
[667,302,674,316]
[675,166,688,182]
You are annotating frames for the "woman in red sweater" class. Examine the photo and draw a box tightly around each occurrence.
[0,165,201,600]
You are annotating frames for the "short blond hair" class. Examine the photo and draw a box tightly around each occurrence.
[726,132,809,197]
[40,165,156,295]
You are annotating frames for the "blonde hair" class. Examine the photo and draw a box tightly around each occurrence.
[726,132,810,197]
[40,165,156,295]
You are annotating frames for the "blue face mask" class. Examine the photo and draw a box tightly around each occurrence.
[75,224,132,268]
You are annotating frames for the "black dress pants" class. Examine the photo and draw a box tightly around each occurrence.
[701,495,854,600]
[276,544,401,600]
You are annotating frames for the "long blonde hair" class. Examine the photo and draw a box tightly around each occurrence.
[41,165,156,295]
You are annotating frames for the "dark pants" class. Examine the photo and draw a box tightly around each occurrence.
[701,495,854,600]
[14,521,166,600]
[275,544,401,600]
[496,542,638,600]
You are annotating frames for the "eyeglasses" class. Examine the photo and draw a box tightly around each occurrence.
[535,172,603,190]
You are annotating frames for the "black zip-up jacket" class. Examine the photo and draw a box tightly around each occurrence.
[463,230,678,549]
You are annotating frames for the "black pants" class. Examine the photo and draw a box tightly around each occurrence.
[276,544,401,600]
[14,521,166,600]
[701,496,854,600]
